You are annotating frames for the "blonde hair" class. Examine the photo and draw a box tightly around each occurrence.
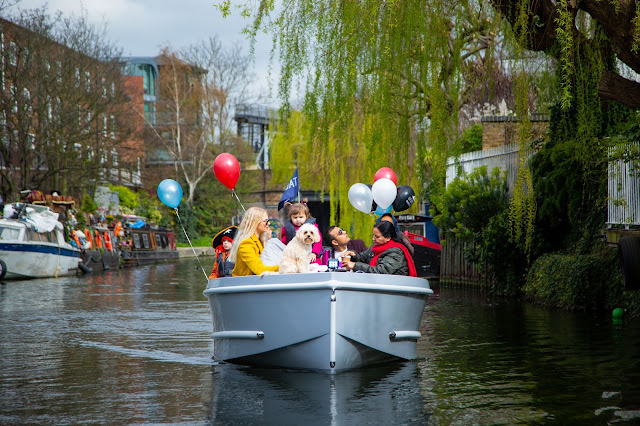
[228,207,270,263]
[288,203,311,219]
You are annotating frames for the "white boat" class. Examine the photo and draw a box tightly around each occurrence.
[203,272,433,373]
[0,203,81,280]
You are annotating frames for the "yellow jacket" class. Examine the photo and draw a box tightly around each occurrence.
[232,235,279,276]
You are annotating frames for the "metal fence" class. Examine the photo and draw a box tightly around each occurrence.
[446,143,533,191]
[608,145,640,227]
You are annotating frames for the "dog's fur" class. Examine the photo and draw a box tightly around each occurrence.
[279,223,321,273]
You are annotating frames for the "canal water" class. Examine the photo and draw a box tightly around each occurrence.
[1,259,639,424]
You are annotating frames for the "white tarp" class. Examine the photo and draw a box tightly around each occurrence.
[24,209,59,233]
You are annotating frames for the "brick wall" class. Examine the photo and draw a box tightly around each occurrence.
[481,115,549,150]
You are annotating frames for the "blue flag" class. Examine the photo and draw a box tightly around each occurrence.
[278,168,299,210]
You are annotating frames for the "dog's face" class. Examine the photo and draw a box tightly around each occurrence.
[296,223,320,245]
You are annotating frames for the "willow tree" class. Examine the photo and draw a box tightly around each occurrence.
[219,1,503,238]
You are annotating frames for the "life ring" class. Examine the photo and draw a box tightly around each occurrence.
[103,231,113,251]
[113,221,122,237]
[71,231,82,249]
[84,228,92,249]
[94,229,103,249]
[0,259,6,279]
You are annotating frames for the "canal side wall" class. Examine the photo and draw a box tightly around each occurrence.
[177,247,215,258]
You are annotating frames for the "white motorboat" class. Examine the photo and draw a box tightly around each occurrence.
[0,203,81,280]
[203,272,433,373]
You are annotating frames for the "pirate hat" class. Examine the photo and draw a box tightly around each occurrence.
[211,225,238,248]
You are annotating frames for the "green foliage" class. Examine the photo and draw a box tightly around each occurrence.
[433,166,509,242]
[80,194,97,213]
[109,185,138,210]
[524,244,624,310]
[455,124,483,155]
[135,191,163,224]
[477,210,531,295]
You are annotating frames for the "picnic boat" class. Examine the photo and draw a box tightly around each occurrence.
[0,203,81,279]
[203,271,433,373]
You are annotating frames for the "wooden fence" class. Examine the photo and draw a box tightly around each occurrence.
[440,237,482,281]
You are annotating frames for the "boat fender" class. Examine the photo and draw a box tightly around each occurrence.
[0,259,6,279]
[103,232,113,251]
[78,262,92,274]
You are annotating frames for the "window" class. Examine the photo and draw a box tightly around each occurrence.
[0,226,21,241]
[103,115,108,137]
[56,61,62,83]
[75,68,80,87]
[85,71,91,91]
[101,78,106,98]
[110,115,115,138]
[142,233,150,249]
[26,228,41,242]
[111,151,118,166]
[9,41,16,66]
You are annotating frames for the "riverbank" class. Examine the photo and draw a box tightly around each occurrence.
[177,247,215,258]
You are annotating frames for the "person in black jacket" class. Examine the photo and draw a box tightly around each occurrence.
[342,221,417,276]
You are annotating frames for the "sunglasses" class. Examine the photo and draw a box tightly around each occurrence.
[262,219,270,225]
[336,228,346,236]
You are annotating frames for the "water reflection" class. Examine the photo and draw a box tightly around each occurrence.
[1,262,639,424]
[210,362,431,424]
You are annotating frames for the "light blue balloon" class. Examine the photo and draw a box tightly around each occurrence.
[157,179,183,208]
[375,205,392,216]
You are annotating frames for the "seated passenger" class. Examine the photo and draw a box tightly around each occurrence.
[323,225,367,265]
[230,207,280,277]
[377,213,414,255]
[342,221,417,276]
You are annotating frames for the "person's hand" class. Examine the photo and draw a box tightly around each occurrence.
[310,253,317,262]
[344,250,356,257]
[342,259,354,270]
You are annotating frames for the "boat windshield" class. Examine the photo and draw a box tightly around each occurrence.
[0,225,21,241]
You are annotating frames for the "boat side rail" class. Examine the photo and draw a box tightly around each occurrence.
[204,282,433,296]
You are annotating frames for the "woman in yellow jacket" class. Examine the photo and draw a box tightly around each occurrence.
[229,207,279,276]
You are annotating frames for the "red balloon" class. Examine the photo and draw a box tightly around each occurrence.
[213,153,241,190]
[373,167,397,185]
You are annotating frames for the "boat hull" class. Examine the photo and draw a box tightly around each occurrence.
[204,272,432,373]
[0,242,80,279]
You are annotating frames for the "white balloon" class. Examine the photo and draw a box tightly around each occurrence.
[371,178,397,209]
[348,183,373,214]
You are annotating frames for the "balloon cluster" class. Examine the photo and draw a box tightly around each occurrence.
[348,167,415,216]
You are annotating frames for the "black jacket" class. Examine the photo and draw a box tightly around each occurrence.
[351,246,409,275]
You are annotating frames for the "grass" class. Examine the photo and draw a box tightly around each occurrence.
[176,236,212,248]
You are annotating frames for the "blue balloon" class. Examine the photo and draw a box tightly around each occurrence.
[375,205,392,216]
[157,179,183,208]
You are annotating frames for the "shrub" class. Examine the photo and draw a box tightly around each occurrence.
[524,244,623,310]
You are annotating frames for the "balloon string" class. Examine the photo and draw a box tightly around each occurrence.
[174,207,208,281]
[231,189,246,212]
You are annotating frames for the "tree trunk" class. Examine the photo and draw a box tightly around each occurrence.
[598,70,640,108]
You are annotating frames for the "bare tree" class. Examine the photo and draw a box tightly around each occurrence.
[149,40,255,205]
[0,7,136,200]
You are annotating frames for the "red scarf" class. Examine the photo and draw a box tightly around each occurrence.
[371,240,417,277]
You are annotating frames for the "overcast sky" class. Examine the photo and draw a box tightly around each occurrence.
[9,0,282,106]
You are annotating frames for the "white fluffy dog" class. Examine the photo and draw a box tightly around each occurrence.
[279,223,321,274]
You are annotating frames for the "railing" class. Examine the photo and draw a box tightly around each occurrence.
[608,144,640,227]
[446,143,534,191]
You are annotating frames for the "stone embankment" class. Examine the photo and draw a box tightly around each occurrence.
[177,247,215,258]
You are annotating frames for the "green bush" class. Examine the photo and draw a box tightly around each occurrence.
[523,244,623,310]
[477,210,530,296]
